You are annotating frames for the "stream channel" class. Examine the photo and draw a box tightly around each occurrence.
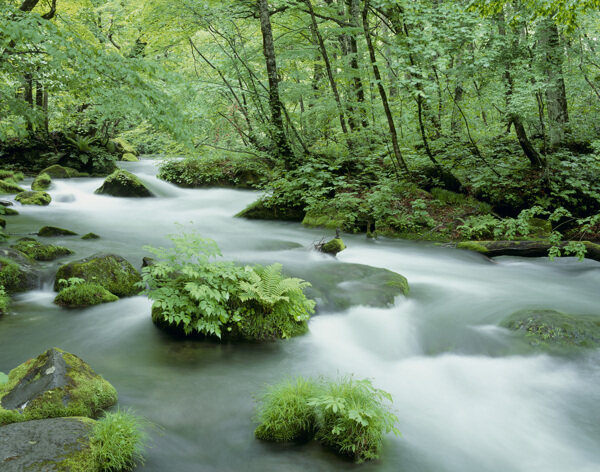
[1,158,599,472]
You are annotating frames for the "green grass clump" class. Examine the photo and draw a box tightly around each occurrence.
[91,410,148,472]
[255,377,319,442]
[0,285,9,315]
[54,283,119,308]
[255,376,400,463]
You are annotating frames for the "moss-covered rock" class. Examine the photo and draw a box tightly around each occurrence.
[0,206,19,216]
[0,170,24,183]
[54,254,142,297]
[236,198,305,222]
[291,262,409,311]
[54,283,119,308]
[82,232,100,240]
[0,348,118,426]
[38,226,78,237]
[319,238,346,256]
[39,165,86,179]
[0,254,37,293]
[12,238,73,261]
[94,169,153,198]
[15,191,51,206]
[501,309,600,350]
[31,173,52,191]
[0,417,98,471]
[0,217,5,229]
[121,153,139,162]
[0,180,25,195]
[0,286,9,316]
[108,137,137,156]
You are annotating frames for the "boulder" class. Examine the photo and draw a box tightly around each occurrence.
[31,173,52,191]
[94,169,153,198]
[291,262,409,311]
[39,165,86,179]
[0,249,38,293]
[0,170,24,183]
[235,199,305,222]
[0,348,117,425]
[0,206,18,216]
[38,226,78,237]
[81,232,100,240]
[501,309,600,350]
[121,153,139,162]
[0,180,25,194]
[54,254,142,297]
[54,283,119,308]
[0,417,97,472]
[12,238,73,261]
[318,238,346,256]
[15,191,51,206]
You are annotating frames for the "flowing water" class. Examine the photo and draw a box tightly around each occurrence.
[1,159,599,472]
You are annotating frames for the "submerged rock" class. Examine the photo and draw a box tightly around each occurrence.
[94,169,153,198]
[236,199,305,222]
[292,262,409,311]
[501,309,600,350]
[0,180,25,195]
[15,191,51,206]
[81,232,100,240]
[0,206,19,216]
[54,283,119,308]
[0,348,117,425]
[12,238,73,261]
[54,254,142,297]
[38,226,78,237]
[31,173,52,191]
[0,417,97,472]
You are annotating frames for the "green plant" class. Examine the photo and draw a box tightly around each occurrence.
[91,410,148,472]
[141,232,314,340]
[0,285,8,315]
[255,376,400,463]
[0,372,7,385]
[57,277,86,290]
[66,135,96,153]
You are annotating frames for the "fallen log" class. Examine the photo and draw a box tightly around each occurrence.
[456,240,600,263]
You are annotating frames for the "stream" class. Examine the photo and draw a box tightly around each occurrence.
[1,158,599,472]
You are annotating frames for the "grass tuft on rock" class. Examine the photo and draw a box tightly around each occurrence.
[54,283,119,308]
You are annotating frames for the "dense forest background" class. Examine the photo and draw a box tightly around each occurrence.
[3,0,600,253]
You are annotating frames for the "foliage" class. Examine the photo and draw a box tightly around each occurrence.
[91,410,148,472]
[0,285,9,315]
[141,232,315,340]
[255,376,400,463]
[54,282,119,308]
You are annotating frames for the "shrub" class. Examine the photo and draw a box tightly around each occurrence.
[255,376,400,463]
[0,285,9,315]
[141,232,315,340]
[91,410,148,472]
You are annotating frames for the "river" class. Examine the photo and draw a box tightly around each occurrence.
[1,158,599,472]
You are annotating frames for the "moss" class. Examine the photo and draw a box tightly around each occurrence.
[0,170,24,182]
[32,172,52,191]
[456,241,490,254]
[54,283,119,308]
[235,199,305,222]
[319,238,346,256]
[0,257,29,293]
[501,309,600,350]
[55,417,100,472]
[109,137,137,156]
[55,255,142,297]
[38,226,78,237]
[0,348,118,426]
[121,153,139,162]
[0,286,9,315]
[12,238,73,261]
[302,210,346,230]
[94,169,153,198]
[15,191,52,206]
[81,233,100,240]
[0,179,25,194]
[0,206,19,216]
[40,165,86,179]
[0,217,5,228]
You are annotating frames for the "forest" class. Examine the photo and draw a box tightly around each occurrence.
[1,0,600,471]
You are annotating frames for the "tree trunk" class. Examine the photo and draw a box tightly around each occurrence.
[257,0,293,163]
[349,0,368,128]
[362,1,409,173]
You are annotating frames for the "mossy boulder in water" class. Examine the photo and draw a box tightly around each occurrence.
[0,180,25,195]
[54,283,119,308]
[121,153,139,162]
[236,198,305,222]
[55,254,142,297]
[38,226,77,237]
[12,238,73,262]
[501,309,600,350]
[0,252,38,293]
[95,169,153,198]
[0,170,24,183]
[0,417,98,472]
[0,206,18,216]
[31,173,51,191]
[39,164,86,179]
[82,232,100,240]
[291,262,409,311]
[318,238,346,256]
[15,191,51,206]
[0,348,117,426]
